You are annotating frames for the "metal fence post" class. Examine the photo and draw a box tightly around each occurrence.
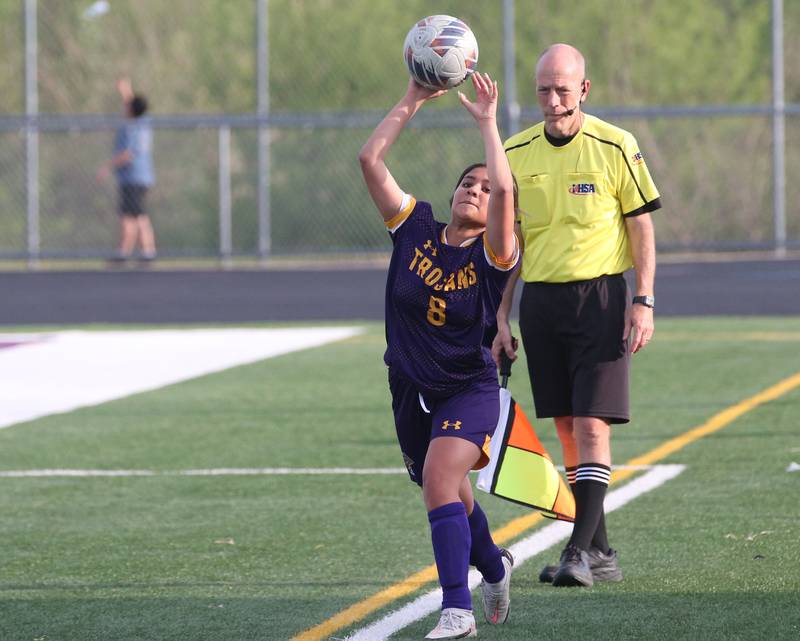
[257,0,271,261]
[24,0,40,268]
[772,0,786,257]
[502,0,521,138]
[218,125,232,268]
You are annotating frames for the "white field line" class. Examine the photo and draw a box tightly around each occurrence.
[0,327,362,431]
[0,464,656,479]
[0,468,408,478]
[346,464,687,641]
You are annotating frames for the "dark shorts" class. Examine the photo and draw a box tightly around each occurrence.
[388,367,499,486]
[519,273,631,424]
[118,184,148,216]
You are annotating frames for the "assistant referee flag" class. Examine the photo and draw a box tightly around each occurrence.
[477,352,575,521]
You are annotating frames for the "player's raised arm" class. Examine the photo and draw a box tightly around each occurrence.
[358,78,446,221]
[458,73,516,263]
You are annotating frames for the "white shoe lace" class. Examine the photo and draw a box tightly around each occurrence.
[481,556,511,624]
[439,609,460,631]
[426,608,474,638]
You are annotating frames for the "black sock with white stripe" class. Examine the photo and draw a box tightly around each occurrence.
[592,511,610,554]
[568,463,611,551]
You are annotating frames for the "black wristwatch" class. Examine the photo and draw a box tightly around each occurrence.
[632,295,655,308]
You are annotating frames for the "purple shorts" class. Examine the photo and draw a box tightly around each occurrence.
[388,367,499,486]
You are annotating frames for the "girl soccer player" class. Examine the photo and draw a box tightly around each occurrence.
[358,72,519,639]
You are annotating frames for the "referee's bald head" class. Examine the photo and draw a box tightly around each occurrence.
[535,43,589,137]
[536,43,586,82]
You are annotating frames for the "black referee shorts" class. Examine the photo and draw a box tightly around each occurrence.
[519,273,631,424]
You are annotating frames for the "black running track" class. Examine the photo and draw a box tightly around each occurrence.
[1,259,799,325]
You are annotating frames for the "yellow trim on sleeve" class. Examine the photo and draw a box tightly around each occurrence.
[384,196,417,231]
[485,232,520,270]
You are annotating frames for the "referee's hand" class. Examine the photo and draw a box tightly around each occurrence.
[626,304,654,353]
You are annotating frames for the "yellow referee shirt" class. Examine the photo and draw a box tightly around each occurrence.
[505,113,661,283]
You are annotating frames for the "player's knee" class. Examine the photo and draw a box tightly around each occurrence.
[422,470,459,508]
[421,466,445,493]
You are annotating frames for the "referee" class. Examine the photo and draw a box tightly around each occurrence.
[492,43,661,587]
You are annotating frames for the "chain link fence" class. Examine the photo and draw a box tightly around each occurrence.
[0,0,798,262]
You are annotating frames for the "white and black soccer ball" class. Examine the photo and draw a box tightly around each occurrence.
[402,15,479,90]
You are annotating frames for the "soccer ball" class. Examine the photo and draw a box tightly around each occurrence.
[402,15,479,90]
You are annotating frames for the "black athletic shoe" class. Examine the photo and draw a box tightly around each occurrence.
[551,544,594,587]
[540,547,622,584]
[538,563,559,583]
[588,548,622,582]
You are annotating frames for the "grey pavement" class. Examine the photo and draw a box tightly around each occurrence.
[1,259,798,325]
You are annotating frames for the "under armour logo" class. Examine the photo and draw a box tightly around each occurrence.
[402,453,416,479]
[423,239,438,256]
[441,420,462,430]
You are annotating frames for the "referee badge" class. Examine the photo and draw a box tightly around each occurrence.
[568,183,596,195]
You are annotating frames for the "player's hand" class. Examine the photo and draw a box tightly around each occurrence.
[625,303,654,353]
[458,72,498,122]
[405,76,447,103]
[492,321,517,368]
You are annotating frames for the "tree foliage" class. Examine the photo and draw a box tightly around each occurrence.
[0,0,796,255]
[0,0,792,115]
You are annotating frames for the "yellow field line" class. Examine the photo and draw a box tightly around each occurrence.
[289,565,439,641]
[612,369,800,484]
[289,369,800,641]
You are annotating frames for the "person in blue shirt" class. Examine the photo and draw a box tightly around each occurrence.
[359,72,519,640]
[97,78,156,262]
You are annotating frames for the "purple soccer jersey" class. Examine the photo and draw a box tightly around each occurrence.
[384,198,517,399]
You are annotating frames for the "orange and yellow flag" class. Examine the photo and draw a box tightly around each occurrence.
[477,387,575,522]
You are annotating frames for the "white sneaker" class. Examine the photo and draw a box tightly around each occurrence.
[424,607,477,639]
[479,548,513,624]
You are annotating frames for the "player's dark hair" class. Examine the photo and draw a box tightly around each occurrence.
[450,162,519,211]
[450,162,485,205]
[130,95,148,117]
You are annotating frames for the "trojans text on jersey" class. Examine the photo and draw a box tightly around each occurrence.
[408,245,478,292]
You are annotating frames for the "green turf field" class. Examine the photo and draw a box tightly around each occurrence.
[0,317,798,641]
